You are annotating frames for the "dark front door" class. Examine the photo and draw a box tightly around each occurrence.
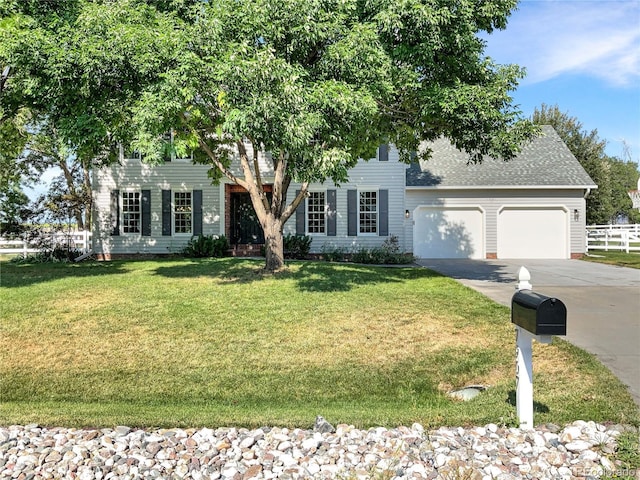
[230,192,264,245]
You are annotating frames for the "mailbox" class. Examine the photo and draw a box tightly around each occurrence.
[511,291,566,336]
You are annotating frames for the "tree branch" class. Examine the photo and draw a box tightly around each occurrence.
[281,181,308,224]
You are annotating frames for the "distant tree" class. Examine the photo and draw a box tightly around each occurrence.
[0,185,31,236]
[533,104,640,224]
[609,158,640,223]
[22,121,92,230]
[532,104,611,224]
[3,0,538,271]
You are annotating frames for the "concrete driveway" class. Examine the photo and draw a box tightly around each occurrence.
[417,258,640,406]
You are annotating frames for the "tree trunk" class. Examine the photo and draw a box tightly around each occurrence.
[263,217,285,272]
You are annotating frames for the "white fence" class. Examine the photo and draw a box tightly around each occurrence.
[0,230,92,255]
[586,224,640,253]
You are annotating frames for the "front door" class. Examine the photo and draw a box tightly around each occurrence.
[230,192,264,245]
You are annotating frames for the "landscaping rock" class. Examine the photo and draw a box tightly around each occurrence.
[0,421,634,479]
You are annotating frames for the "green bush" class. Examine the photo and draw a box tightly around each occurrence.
[182,235,229,258]
[321,245,346,262]
[350,235,415,265]
[283,234,312,259]
[10,246,82,264]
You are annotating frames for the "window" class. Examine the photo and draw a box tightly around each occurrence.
[359,191,377,234]
[174,191,192,234]
[122,192,141,234]
[307,191,326,234]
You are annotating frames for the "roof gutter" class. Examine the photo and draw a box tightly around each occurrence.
[405,185,599,191]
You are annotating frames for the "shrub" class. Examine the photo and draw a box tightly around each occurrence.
[321,245,346,262]
[182,235,229,258]
[10,246,82,264]
[284,234,312,259]
[349,235,415,265]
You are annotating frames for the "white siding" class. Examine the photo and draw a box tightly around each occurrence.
[92,146,409,256]
[92,160,223,256]
[284,147,410,253]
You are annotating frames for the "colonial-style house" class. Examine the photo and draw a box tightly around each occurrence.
[91,125,596,260]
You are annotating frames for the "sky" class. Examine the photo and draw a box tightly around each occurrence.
[483,0,640,162]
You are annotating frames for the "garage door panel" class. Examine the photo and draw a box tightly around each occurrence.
[498,207,568,259]
[414,207,484,259]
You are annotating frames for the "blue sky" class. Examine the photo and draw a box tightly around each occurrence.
[483,0,640,161]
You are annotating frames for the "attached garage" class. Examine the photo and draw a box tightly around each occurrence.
[413,206,484,259]
[405,126,597,259]
[497,206,569,259]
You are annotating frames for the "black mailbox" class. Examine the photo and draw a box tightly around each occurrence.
[511,291,566,336]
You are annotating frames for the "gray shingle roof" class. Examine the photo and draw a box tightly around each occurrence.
[406,125,597,188]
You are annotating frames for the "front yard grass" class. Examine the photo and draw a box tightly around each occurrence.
[1,258,638,429]
[582,251,640,269]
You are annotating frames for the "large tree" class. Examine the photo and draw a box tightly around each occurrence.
[532,104,640,224]
[3,0,537,271]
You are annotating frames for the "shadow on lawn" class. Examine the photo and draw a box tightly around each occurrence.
[0,260,128,288]
[506,390,550,414]
[153,258,440,292]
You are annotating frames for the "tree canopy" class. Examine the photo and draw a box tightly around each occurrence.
[1,0,537,270]
[532,104,640,224]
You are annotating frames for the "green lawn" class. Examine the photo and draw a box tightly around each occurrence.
[1,258,638,429]
[583,251,640,269]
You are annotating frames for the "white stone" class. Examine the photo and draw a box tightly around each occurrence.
[565,440,592,452]
[484,465,502,478]
[239,436,255,449]
[601,456,615,471]
[221,465,238,478]
[560,426,582,443]
[279,453,297,467]
[518,464,532,474]
[580,449,599,461]
[306,462,320,475]
[434,453,448,468]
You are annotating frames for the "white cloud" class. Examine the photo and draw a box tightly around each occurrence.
[485,0,640,87]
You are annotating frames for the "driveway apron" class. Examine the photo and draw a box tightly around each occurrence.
[416,258,640,407]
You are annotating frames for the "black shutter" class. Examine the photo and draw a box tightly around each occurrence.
[295,190,305,235]
[378,144,389,162]
[110,190,120,236]
[162,189,172,236]
[141,190,151,237]
[347,189,357,236]
[378,189,388,236]
[327,190,336,236]
[193,190,203,236]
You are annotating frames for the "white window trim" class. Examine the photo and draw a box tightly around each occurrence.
[173,190,193,236]
[306,190,327,236]
[121,190,142,236]
[358,188,379,236]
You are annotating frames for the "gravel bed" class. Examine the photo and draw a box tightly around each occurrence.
[0,420,636,479]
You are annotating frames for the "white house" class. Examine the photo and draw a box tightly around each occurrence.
[91,125,596,260]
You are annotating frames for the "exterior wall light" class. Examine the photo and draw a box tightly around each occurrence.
[573,209,579,222]
[405,209,410,219]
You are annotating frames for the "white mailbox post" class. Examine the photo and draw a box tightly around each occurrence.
[513,267,566,430]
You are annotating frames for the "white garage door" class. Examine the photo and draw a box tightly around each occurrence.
[497,207,568,259]
[413,206,484,259]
